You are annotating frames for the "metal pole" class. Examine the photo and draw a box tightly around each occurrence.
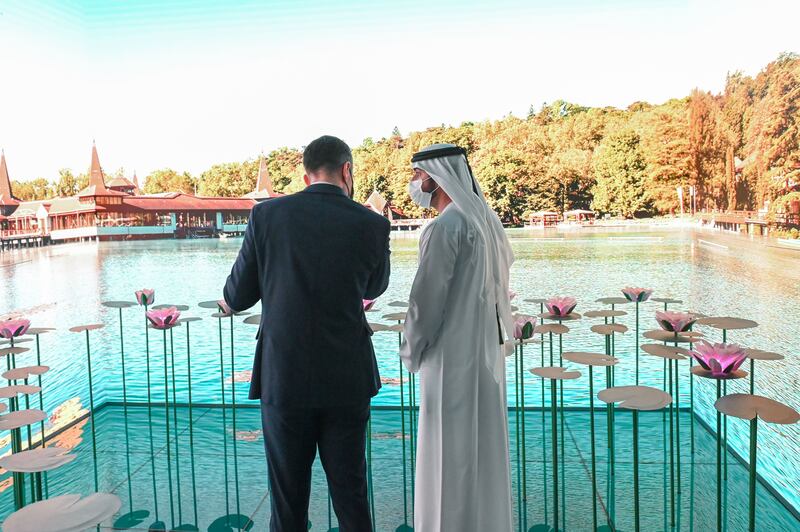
[716,379,722,532]
[170,328,182,525]
[550,381,559,532]
[668,359,675,527]
[690,357,695,454]
[520,341,527,531]
[162,329,175,528]
[186,321,199,528]
[633,410,640,532]
[399,357,408,528]
[589,366,597,532]
[748,418,757,532]
[230,316,241,519]
[85,330,98,492]
[218,317,231,516]
[635,302,640,385]
[514,345,521,532]
[675,357,681,494]
[33,332,48,497]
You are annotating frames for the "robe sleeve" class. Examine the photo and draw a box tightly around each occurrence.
[399,219,460,373]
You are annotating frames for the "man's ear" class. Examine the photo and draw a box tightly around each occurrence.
[303,174,311,186]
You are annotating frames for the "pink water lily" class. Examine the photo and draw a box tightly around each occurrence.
[363,299,376,311]
[0,319,30,339]
[690,341,748,378]
[146,307,181,329]
[545,296,577,317]
[135,289,155,306]
[513,315,537,340]
[622,287,653,303]
[655,310,696,333]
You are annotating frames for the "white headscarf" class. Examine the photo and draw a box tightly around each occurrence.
[412,144,515,380]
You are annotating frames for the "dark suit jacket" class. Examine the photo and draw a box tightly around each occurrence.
[223,183,391,407]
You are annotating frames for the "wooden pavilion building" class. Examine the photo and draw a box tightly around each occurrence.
[0,144,282,244]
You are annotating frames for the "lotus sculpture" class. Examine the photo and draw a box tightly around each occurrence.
[135,289,155,306]
[513,315,537,341]
[0,319,30,339]
[655,310,696,333]
[622,287,653,303]
[545,296,577,317]
[690,340,748,378]
[145,307,181,330]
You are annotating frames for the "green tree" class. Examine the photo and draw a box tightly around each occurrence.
[143,169,196,194]
[265,148,303,193]
[591,130,650,217]
[54,169,88,197]
[689,89,726,210]
[632,98,692,213]
[741,54,800,207]
[197,160,258,197]
[12,178,52,201]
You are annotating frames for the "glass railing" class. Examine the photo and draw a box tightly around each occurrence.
[1,298,799,530]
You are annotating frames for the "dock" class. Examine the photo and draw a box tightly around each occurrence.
[0,230,50,251]
[698,211,770,235]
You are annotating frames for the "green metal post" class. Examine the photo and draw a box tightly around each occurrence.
[550,381,559,532]
[85,330,98,492]
[589,365,597,532]
[633,410,640,532]
[748,418,757,532]
[162,329,175,528]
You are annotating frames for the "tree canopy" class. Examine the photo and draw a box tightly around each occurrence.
[143,169,196,195]
[10,54,799,223]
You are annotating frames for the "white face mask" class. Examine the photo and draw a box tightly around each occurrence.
[409,177,439,208]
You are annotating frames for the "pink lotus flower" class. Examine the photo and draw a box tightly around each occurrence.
[146,307,181,329]
[0,319,30,339]
[508,290,517,302]
[690,341,748,378]
[622,287,653,303]
[135,289,155,306]
[217,299,234,316]
[363,299,376,311]
[513,315,537,340]
[545,296,577,317]
[655,310,696,333]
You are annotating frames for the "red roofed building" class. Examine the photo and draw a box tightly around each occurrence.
[0,150,20,217]
[1,144,282,244]
[107,174,139,195]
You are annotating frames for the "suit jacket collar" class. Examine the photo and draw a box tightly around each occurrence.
[302,183,347,197]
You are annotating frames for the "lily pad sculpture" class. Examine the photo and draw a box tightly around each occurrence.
[3,493,122,532]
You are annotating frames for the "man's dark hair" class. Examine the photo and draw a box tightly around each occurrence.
[303,135,352,175]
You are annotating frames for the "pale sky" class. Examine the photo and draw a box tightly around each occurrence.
[1,0,798,182]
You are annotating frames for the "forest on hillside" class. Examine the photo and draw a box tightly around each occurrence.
[13,54,800,224]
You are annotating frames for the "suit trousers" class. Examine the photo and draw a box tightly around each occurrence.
[261,401,372,532]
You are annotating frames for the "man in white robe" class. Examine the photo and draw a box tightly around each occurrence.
[400,144,514,532]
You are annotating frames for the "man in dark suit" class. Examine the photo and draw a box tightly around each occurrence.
[223,135,391,531]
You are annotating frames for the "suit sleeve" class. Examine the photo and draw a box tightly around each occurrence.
[223,210,261,312]
[364,219,391,300]
[399,221,459,373]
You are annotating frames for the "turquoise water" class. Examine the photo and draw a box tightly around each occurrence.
[1,226,800,517]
